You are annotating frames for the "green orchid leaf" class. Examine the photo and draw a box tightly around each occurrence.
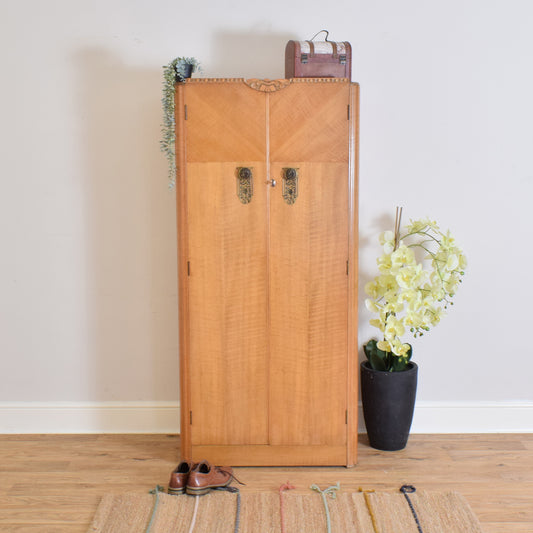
[364,340,389,371]
[371,353,388,372]
[390,355,409,372]
[363,339,377,357]
[405,343,413,362]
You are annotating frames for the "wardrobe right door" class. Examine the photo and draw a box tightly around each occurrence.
[268,80,351,457]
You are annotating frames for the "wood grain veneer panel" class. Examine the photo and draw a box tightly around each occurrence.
[269,81,350,163]
[346,83,360,466]
[183,81,269,447]
[184,81,266,163]
[179,79,356,463]
[269,162,349,446]
[268,81,350,448]
[191,444,346,466]
[187,162,269,446]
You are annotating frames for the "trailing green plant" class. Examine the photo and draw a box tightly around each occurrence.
[160,57,200,188]
[364,207,467,372]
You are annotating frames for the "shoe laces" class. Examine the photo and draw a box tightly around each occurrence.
[217,466,245,486]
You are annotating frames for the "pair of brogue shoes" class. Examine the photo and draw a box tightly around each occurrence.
[168,460,235,496]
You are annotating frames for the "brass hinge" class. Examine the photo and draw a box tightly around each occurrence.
[347,105,350,120]
[346,410,348,424]
[187,261,191,276]
[184,105,188,120]
[190,411,193,425]
[346,260,349,275]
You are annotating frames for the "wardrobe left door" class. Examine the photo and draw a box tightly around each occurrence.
[178,81,269,451]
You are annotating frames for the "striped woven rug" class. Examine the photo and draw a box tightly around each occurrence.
[88,485,484,533]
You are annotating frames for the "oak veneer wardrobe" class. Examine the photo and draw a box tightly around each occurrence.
[175,78,359,466]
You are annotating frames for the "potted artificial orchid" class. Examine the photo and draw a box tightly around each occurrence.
[361,207,466,450]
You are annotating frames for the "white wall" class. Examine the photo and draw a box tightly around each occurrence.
[1,0,532,432]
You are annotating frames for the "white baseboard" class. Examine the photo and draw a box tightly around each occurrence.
[408,401,533,434]
[0,402,180,434]
[1,401,532,434]
[358,401,533,433]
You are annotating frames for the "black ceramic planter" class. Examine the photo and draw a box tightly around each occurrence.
[360,361,418,451]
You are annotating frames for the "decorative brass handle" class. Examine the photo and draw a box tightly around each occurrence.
[282,168,299,205]
[236,167,253,204]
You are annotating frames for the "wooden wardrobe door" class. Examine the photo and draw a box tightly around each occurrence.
[183,82,269,446]
[268,82,350,446]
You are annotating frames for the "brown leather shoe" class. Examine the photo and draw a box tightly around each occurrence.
[186,460,233,495]
[168,460,195,495]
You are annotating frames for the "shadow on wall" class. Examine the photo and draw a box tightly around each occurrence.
[207,30,296,79]
[75,48,179,405]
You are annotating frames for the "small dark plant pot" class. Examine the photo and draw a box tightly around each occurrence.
[360,361,418,451]
[176,64,194,81]
[182,64,194,78]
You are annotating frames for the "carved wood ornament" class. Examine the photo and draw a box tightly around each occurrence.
[243,78,291,92]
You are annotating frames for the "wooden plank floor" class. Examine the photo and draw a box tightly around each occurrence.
[0,434,531,532]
